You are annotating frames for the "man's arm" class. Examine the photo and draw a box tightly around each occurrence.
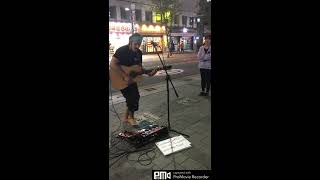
[141,64,157,76]
[197,46,205,60]
[138,54,156,76]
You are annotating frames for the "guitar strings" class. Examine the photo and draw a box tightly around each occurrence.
[109,79,124,148]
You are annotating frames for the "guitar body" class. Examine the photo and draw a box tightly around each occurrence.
[109,65,144,90]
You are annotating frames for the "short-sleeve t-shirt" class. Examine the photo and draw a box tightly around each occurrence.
[113,45,142,66]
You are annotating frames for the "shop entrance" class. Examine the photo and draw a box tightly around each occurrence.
[141,36,163,54]
[180,36,194,50]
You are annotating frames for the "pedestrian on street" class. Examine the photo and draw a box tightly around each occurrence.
[180,41,184,53]
[197,36,211,96]
[109,33,157,126]
[170,40,174,56]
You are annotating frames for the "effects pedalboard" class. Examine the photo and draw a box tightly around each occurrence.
[117,120,169,148]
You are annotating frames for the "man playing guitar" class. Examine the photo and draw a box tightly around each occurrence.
[109,33,157,127]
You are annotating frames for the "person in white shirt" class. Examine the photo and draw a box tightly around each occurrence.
[197,36,212,96]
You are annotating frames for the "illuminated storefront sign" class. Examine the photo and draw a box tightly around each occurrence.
[136,24,166,34]
[154,11,171,23]
[109,22,166,34]
[109,22,134,33]
[170,32,196,37]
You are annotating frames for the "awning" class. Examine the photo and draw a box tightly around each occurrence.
[170,33,196,37]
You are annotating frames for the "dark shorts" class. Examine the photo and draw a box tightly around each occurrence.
[120,83,140,112]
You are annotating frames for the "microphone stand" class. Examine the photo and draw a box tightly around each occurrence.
[151,42,189,138]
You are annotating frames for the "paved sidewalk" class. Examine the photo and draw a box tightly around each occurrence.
[109,51,197,66]
[142,51,196,62]
[108,74,211,180]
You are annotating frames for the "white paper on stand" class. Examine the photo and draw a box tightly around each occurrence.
[155,135,192,156]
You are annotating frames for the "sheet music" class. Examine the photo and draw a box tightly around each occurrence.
[155,135,192,156]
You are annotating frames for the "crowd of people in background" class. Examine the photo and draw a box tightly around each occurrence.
[169,40,186,56]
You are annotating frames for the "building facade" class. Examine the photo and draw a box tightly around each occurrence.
[109,0,200,55]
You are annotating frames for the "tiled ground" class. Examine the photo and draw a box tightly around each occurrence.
[109,75,211,180]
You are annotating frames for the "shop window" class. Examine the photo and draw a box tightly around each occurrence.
[182,16,187,26]
[135,9,141,22]
[141,36,163,53]
[109,6,116,19]
[189,17,193,26]
[120,7,130,20]
[155,13,161,23]
[145,11,152,22]
[174,15,179,25]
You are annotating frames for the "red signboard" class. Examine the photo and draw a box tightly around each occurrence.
[109,22,132,33]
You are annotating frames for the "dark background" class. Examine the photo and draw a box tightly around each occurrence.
[1,0,319,179]
[214,1,319,179]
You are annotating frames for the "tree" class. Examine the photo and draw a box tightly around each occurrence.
[197,0,210,27]
[196,0,212,46]
[150,0,182,57]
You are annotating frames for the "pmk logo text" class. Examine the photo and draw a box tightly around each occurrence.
[154,171,171,179]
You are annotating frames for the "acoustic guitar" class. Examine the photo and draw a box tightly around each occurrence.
[109,65,172,90]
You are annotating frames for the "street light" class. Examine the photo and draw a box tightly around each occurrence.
[131,4,135,34]
[196,16,204,51]
[125,4,135,34]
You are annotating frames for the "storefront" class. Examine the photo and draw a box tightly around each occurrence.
[170,36,179,52]
[180,36,193,50]
[170,28,197,51]
[108,22,167,55]
[136,24,166,54]
[109,22,134,57]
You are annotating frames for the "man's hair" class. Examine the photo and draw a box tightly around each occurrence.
[129,33,143,44]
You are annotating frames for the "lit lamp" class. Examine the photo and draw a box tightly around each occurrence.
[183,28,188,33]
[196,18,202,52]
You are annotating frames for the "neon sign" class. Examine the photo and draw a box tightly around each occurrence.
[136,24,166,34]
[109,22,132,33]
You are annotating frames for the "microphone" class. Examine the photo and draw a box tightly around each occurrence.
[150,41,158,47]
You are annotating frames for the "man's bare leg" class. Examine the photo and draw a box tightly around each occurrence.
[123,109,129,122]
[127,111,138,126]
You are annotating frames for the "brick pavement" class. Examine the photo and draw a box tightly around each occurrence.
[108,74,211,180]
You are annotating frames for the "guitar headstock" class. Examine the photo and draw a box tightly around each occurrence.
[164,65,172,70]
[144,65,173,75]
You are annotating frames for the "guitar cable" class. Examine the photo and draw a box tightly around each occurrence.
[108,66,159,168]
[109,79,141,152]
[109,79,124,148]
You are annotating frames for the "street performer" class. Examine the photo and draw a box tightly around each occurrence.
[110,33,157,127]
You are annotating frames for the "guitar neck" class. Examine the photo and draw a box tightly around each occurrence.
[142,69,154,74]
[142,65,171,75]
[127,65,171,78]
